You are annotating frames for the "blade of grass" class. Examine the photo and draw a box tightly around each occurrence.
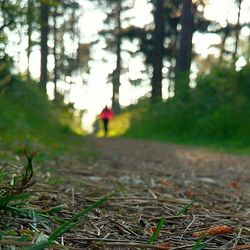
[27,194,113,250]
[11,204,68,223]
[0,193,31,209]
[46,204,68,215]
[7,206,65,223]
[176,200,195,216]
[147,217,165,245]
[192,234,208,250]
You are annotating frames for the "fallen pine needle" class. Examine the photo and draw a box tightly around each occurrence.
[93,241,172,249]
[157,241,171,249]
[192,225,233,237]
[234,245,250,250]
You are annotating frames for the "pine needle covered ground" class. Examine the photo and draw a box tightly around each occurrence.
[2,137,249,249]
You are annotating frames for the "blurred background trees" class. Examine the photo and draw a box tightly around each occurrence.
[1,0,250,145]
[1,0,249,101]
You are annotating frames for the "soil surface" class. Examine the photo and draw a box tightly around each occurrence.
[90,137,250,190]
[2,137,249,249]
[55,137,250,249]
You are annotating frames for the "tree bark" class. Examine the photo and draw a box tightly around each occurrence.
[175,0,195,100]
[219,26,230,62]
[53,7,58,101]
[27,0,33,81]
[233,0,242,61]
[151,0,165,103]
[112,0,122,114]
[40,0,49,91]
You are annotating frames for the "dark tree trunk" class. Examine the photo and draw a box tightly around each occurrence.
[151,0,165,103]
[219,26,230,62]
[27,0,33,81]
[233,0,242,60]
[40,0,49,91]
[53,7,58,101]
[175,0,195,99]
[112,0,122,114]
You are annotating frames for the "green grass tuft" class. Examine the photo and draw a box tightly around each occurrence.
[28,194,113,250]
[147,217,165,245]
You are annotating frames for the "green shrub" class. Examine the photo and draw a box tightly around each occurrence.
[119,64,250,151]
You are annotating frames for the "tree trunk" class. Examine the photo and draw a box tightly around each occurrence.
[40,0,49,91]
[151,0,165,103]
[233,0,242,61]
[27,0,33,81]
[175,0,195,100]
[219,26,230,62]
[112,0,122,114]
[53,7,58,101]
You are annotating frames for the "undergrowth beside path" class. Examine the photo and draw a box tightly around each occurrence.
[107,65,250,154]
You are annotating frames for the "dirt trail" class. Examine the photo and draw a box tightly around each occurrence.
[90,137,249,190]
[52,137,250,249]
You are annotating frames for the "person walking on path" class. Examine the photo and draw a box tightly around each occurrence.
[99,106,114,136]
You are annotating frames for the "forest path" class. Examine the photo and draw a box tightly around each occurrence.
[53,137,250,249]
[89,137,249,190]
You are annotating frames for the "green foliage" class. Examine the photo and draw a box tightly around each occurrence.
[115,64,250,152]
[0,193,31,209]
[0,78,85,159]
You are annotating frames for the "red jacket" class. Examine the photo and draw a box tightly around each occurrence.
[99,108,114,120]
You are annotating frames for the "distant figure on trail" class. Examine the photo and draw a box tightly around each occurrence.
[99,106,114,136]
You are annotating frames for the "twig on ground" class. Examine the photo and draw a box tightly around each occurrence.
[233,227,243,248]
